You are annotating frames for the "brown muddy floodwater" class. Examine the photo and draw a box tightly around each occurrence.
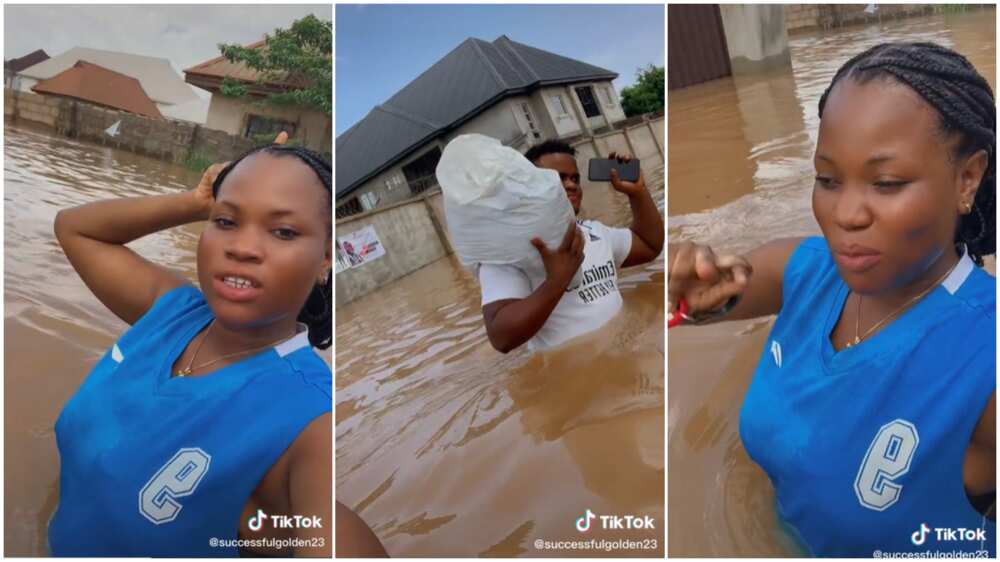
[667,11,996,557]
[2,121,332,556]
[336,164,664,556]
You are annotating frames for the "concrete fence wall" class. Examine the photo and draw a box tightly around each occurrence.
[784,5,821,33]
[4,88,60,127]
[334,114,664,306]
[785,4,978,34]
[571,113,665,176]
[5,88,301,165]
[335,193,450,306]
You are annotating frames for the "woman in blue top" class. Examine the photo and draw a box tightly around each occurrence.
[669,43,995,556]
[49,133,333,556]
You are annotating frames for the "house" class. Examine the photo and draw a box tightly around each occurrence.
[184,39,332,156]
[335,35,626,218]
[15,47,205,122]
[31,61,164,119]
[4,49,49,89]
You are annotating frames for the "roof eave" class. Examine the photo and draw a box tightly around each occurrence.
[184,73,294,96]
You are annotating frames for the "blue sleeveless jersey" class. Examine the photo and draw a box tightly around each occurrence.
[48,286,332,557]
[740,237,996,557]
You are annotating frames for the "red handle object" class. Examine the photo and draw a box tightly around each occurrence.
[668,298,689,329]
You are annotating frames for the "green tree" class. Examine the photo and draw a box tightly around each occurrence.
[217,14,331,115]
[620,64,665,118]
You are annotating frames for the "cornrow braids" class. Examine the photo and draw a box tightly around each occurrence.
[211,143,332,349]
[818,42,996,267]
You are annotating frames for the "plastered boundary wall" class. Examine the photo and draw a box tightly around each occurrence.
[4,88,322,164]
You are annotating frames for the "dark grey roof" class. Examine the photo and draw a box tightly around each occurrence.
[5,49,49,73]
[336,35,617,197]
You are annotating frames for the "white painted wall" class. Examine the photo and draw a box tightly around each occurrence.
[445,98,524,145]
[16,76,38,93]
[205,94,330,150]
[539,86,583,137]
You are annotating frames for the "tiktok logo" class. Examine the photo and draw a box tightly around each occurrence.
[248,509,267,532]
[911,523,931,545]
[576,509,596,532]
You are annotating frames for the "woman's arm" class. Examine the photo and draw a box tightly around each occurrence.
[965,392,996,497]
[668,237,805,325]
[288,412,334,557]
[53,163,226,325]
[336,502,388,557]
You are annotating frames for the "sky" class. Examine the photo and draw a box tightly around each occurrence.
[4,4,331,116]
[335,4,664,135]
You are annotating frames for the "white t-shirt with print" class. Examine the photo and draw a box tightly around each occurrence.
[478,219,633,351]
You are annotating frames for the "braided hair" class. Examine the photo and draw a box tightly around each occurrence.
[818,42,996,267]
[211,144,332,349]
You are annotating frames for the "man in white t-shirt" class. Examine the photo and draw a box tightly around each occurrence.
[479,140,664,352]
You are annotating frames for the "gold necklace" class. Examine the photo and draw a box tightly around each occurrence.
[175,320,296,376]
[846,255,961,348]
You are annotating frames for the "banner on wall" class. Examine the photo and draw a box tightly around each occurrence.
[336,225,386,271]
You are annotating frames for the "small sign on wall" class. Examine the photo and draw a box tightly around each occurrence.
[336,225,386,272]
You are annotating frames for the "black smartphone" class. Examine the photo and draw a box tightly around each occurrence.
[588,158,640,183]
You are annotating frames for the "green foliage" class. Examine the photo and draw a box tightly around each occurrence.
[249,132,305,147]
[182,150,214,173]
[217,14,332,115]
[620,64,665,118]
[933,4,977,14]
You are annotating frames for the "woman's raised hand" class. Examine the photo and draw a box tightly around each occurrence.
[192,131,289,216]
[668,242,753,317]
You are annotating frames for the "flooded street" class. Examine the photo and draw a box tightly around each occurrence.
[336,164,664,556]
[3,120,332,556]
[667,11,995,557]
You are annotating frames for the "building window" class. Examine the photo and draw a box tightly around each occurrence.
[402,147,443,196]
[575,86,602,118]
[551,95,568,116]
[244,114,297,141]
[602,86,615,105]
[520,103,541,139]
[336,197,362,219]
[360,191,379,211]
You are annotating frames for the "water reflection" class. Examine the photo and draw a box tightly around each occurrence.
[667,11,996,557]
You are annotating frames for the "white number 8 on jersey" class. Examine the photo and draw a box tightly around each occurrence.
[855,419,919,511]
[139,448,211,524]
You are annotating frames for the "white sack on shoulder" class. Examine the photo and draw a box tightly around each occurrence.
[436,134,580,282]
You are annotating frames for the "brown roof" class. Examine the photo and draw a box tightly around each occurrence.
[185,39,269,83]
[184,39,315,94]
[5,49,49,73]
[32,60,164,119]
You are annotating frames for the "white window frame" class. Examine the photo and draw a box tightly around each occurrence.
[551,95,568,116]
